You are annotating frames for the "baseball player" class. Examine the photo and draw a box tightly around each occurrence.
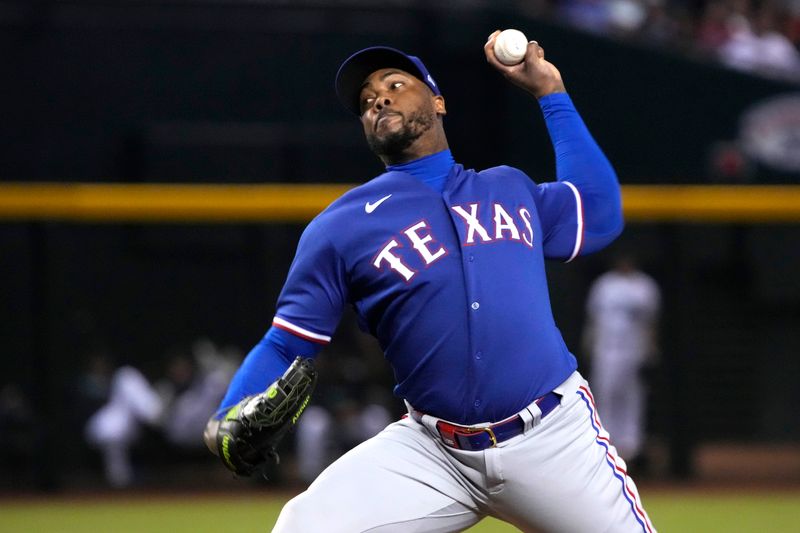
[204,31,656,532]
[584,255,661,465]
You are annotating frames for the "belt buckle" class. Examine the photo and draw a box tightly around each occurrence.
[482,426,498,448]
[436,421,498,450]
[457,425,498,449]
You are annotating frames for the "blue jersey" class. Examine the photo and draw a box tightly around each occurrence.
[219,93,623,425]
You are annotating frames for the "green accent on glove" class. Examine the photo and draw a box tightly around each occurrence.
[224,404,241,422]
[221,434,234,468]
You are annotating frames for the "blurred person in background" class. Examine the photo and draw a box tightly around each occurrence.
[584,254,661,471]
[639,0,690,46]
[84,356,163,488]
[547,0,800,82]
[557,0,614,34]
[157,338,239,451]
[719,0,800,81]
[606,0,649,37]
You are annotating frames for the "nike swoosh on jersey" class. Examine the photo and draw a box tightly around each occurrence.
[365,194,392,214]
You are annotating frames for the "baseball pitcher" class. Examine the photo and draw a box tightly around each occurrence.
[204,31,656,532]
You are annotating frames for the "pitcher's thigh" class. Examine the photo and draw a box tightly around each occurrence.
[492,388,655,533]
[273,420,481,533]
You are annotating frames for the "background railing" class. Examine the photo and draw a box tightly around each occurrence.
[3,183,800,222]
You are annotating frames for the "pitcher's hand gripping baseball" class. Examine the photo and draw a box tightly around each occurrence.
[484,29,566,99]
[204,356,317,476]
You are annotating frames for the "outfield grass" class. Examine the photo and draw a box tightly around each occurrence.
[1,490,798,532]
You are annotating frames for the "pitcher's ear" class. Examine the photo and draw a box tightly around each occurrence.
[434,95,447,116]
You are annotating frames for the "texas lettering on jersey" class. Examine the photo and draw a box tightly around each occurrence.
[372,202,535,282]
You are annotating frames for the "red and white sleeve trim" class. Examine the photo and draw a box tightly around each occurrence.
[272,316,331,344]
[562,181,584,263]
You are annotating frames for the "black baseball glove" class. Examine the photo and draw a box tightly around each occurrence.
[204,356,317,476]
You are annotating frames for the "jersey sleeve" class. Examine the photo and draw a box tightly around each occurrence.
[534,92,624,261]
[272,216,349,344]
[216,326,323,415]
[534,181,586,261]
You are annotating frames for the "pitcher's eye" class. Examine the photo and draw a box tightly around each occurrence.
[390,81,404,89]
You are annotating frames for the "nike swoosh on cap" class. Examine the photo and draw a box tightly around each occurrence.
[365,194,392,213]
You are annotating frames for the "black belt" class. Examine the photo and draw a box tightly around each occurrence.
[411,391,561,451]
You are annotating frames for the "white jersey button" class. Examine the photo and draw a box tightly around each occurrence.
[471,301,480,310]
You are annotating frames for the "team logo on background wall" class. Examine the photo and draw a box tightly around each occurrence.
[739,94,800,173]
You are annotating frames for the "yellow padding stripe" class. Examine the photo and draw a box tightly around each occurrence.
[0,183,352,223]
[1,183,799,223]
[622,185,800,222]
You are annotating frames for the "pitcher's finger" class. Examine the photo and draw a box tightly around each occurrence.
[484,30,502,62]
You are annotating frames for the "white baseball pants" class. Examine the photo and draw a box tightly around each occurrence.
[273,371,655,532]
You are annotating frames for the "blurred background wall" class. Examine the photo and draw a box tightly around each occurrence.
[1,0,799,491]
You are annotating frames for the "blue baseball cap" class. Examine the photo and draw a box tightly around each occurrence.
[335,46,441,115]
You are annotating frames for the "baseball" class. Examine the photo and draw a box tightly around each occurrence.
[493,29,529,66]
